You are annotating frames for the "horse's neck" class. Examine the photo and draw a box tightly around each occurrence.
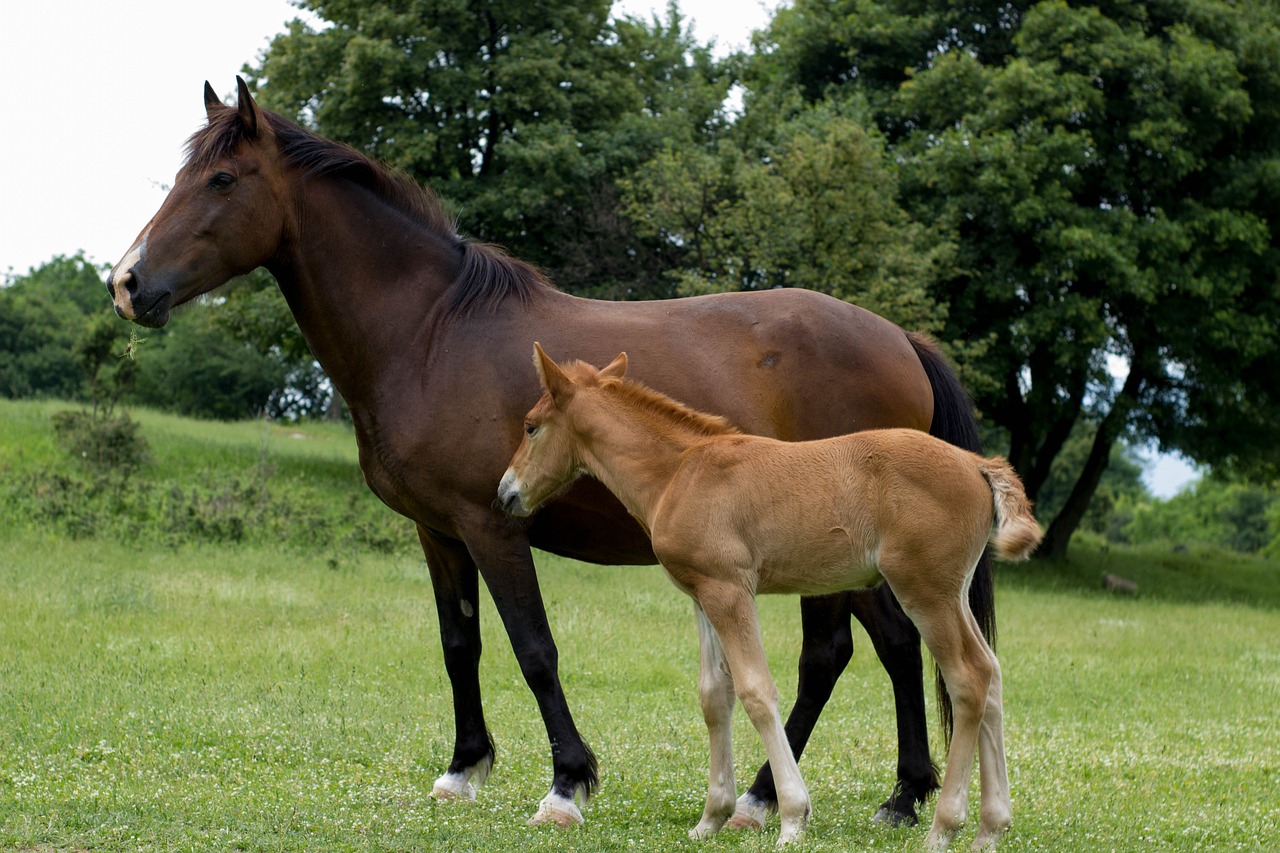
[577,399,704,530]
[268,177,459,407]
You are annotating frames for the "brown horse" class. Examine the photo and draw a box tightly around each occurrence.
[499,345,1041,849]
[106,77,994,829]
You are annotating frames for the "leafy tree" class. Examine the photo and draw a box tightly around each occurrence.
[752,0,1280,556]
[246,0,731,297]
[1121,475,1279,556]
[621,102,953,335]
[0,254,119,401]
[212,270,334,419]
[130,308,291,421]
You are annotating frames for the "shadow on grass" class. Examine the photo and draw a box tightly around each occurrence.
[998,540,1280,611]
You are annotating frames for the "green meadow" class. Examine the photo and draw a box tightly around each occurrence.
[1,399,1277,851]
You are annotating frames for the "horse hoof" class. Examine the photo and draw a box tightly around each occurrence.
[726,812,764,831]
[431,772,476,802]
[727,792,770,831]
[528,791,585,827]
[873,804,919,827]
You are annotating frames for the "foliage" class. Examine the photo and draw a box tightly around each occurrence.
[1119,475,1280,557]
[128,308,291,421]
[0,398,408,555]
[749,0,1280,555]
[50,410,148,475]
[210,270,334,420]
[0,254,112,400]
[621,102,953,335]
[247,0,732,298]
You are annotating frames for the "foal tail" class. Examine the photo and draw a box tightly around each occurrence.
[978,457,1043,561]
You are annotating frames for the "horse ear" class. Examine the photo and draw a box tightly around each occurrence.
[600,351,628,379]
[204,81,224,119]
[235,75,261,138]
[533,342,574,404]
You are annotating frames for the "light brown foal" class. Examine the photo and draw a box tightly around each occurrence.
[498,344,1041,850]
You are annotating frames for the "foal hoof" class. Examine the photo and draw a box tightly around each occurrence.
[528,791,585,828]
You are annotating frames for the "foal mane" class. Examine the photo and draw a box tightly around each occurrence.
[564,362,740,440]
[186,103,550,315]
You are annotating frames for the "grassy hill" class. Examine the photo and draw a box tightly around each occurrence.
[1,399,1277,851]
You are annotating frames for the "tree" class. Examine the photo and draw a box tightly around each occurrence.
[621,102,953,335]
[752,0,1280,556]
[0,254,121,401]
[246,0,732,297]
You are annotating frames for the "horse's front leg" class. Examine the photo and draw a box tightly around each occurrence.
[419,527,496,802]
[734,593,854,830]
[690,604,738,839]
[460,515,598,827]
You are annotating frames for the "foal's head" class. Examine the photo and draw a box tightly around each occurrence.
[498,343,628,517]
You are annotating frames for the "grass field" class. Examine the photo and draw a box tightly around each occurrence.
[1,400,1277,851]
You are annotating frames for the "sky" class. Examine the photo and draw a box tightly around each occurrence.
[0,0,1198,496]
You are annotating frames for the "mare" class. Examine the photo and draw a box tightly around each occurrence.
[106,77,994,828]
[499,345,1041,849]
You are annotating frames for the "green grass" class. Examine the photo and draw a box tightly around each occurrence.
[1,399,1277,850]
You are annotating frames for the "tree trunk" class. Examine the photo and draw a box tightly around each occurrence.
[1039,369,1143,559]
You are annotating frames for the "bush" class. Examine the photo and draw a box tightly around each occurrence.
[51,409,149,473]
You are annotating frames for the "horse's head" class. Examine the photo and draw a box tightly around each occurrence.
[498,343,628,517]
[107,77,288,327]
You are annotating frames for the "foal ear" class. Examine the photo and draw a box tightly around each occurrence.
[533,342,574,403]
[600,351,628,379]
[235,75,261,138]
[203,81,224,119]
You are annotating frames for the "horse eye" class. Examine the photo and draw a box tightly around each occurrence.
[208,172,236,192]
[525,423,538,437]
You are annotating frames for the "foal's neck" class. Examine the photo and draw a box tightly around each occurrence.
[576,391,721,531]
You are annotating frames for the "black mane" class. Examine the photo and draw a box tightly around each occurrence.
[186,103,550,314]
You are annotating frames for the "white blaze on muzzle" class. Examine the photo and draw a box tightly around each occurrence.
[108,231,149,319]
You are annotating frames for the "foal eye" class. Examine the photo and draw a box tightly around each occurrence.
[525,423,538,437]
[208,172,236,192]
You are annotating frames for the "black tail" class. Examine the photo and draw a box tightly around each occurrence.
[907,332,996,747]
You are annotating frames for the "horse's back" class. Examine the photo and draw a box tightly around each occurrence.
[538,288,934,441]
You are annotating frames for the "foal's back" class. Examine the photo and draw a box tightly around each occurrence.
[652,428,995,597]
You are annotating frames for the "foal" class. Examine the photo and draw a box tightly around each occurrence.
[498,344,1041,850]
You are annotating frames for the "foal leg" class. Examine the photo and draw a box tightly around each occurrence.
[970,608,1011,850]
[691,604,739,839]
[889,576,992,851]
[921,618,993,852]
[735,593,854,830]
[698,583,810,845]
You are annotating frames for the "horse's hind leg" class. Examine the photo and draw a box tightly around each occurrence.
[691,604,739,839]
[735,593,855,830]
[697,581,811,845]
[850,584,939,825]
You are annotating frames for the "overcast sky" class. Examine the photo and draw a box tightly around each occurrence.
[0,0,1197,495]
